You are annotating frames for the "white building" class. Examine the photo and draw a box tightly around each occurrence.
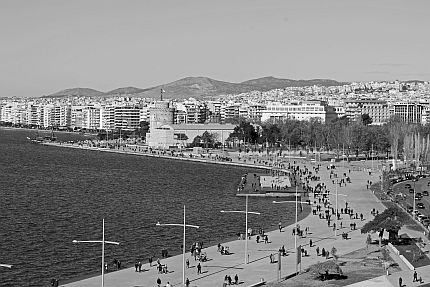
[260,101,336,123]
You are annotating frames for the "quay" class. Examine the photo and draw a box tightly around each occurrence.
[42,142,430,287]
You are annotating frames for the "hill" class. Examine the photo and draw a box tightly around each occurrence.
[134,77,259,99]
[44,88,103,98]
[43,77,346,99]
[134,77,345,99]
[105,86,149,96]
[241,77,345,90]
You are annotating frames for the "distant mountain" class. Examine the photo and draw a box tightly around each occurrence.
[134,77,346,99]
[43,77,346,99]
[44,88,103,98]
[134,77,259,100]
[241,77,346,90]
[105,86,149,96]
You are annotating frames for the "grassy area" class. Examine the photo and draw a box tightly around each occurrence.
[266,245,400,287]
[395,238,430,268]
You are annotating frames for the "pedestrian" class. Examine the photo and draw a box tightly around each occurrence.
[135,261,138,272]
[316,246,320,256]
[186,278,190,287]
[186,258,190,268]
[399,276,402,287]
[235,274,239,284]
[197,262,201,274]
[228,275,232,285]
[269,253,273,263]
[138,261,142,272]
[279,221,282,232]
[157,277,162,287]
[413,270,418,282]
[149,256,153,267]
[309,239,313,247]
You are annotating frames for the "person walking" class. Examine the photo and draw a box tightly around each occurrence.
[413,270,418,282]
[186,258,190,268]
[234,274,239,284]
[185,278,190,287]
[399,276,402,287]
[197,262,202,274]
[157,277,161,287]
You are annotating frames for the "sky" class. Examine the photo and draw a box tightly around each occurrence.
[1,0,430,97]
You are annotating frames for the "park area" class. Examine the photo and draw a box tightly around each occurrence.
[267,245,401,287]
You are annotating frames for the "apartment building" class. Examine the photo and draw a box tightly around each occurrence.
[344,99,390,124]
[393,102,425,124]
[206,101,222,123]
[114,105,141,130]
[260,101,336,123]
[100,106,115,130]
[173,100,207,124]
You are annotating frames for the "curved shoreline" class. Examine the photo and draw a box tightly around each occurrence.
[41,141,291,171]
[39,141,313,285]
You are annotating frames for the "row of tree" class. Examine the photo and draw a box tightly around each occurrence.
[224,115,430,164]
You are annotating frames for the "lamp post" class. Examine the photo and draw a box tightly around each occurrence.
[72,218,120,287]
[273,186,310,273]
[156,205,199,285]
[221,194,261,264]
[326,183,347,237]
[413,179,416,220]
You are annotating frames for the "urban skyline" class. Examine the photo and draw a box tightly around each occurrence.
[1,0,430,97]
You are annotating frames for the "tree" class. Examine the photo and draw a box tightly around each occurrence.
[386,115,408,169]
[138,121,150,139]
[229,121,258,145]
[191,131,217,148]
[361,207,409,242]
[361,113,373,125]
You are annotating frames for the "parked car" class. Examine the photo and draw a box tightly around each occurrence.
[406,183,412,188]
[422,219,430,227]
[419,216,429,222]
[417,202,425,209]
[423,190,429,196]
[410,188,415,193]
[407,206,414,213]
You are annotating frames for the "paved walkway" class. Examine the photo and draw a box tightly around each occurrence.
[61,159,393,287]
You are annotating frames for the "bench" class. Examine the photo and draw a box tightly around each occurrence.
[246,280,266,287]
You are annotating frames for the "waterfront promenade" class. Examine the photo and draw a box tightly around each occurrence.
[56,143,399,287]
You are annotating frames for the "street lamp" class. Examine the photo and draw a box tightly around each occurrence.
[325,183,347,237]
[72,218,120,287]
[413,179,417,220]
[221,194,261,264]
[273,186,310,273]
[156,205,199,286]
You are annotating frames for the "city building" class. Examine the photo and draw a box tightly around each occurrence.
[260,100,337,123]
[393,102,425,124]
